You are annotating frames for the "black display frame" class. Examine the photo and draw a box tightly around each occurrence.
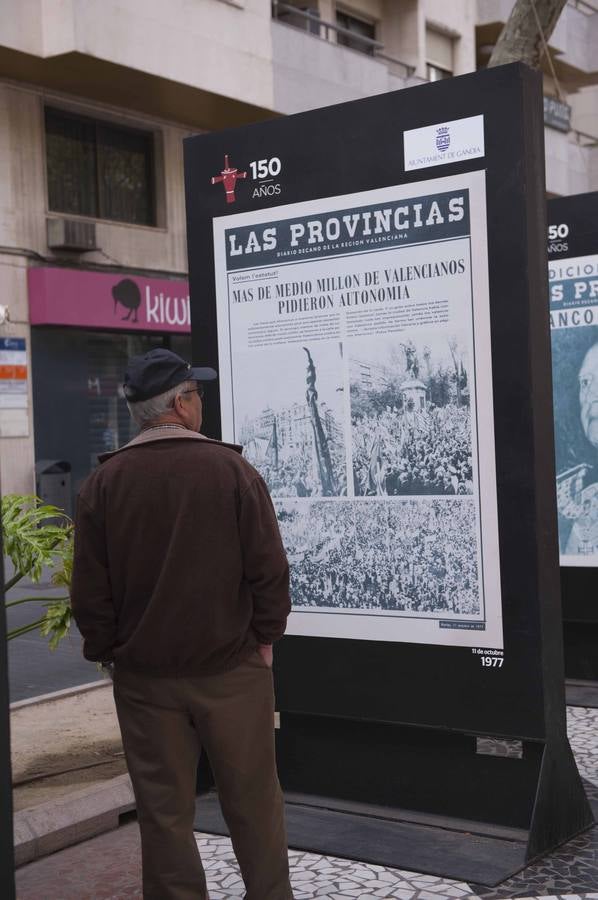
[548,191,598,680]
[185,63,592,863]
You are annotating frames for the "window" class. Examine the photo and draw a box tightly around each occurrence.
[427,63,452,82]
[275,2,321,35]
[336,10,376,55]
[272,0,320,37]
[426,27,453,82]
[45,107,155,226]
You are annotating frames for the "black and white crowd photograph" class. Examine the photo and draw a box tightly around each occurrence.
[235,342,347,497]
[350,331,474,496]
[276,497,481,619]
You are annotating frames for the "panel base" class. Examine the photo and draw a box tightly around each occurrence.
[274,714,594,865]
[193,790,528,887]
[566,679,598,709]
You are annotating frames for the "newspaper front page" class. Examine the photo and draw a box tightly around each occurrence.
[213,170,503,647]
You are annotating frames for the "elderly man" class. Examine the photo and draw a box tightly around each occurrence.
[71,348,293,900]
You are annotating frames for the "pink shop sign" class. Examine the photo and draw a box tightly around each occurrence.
[28,267,191,333]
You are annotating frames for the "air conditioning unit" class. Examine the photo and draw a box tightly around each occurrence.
[47,217,97,252]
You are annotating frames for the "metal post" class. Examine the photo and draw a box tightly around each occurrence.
[0,527,16,897]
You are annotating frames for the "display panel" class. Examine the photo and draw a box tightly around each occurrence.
[185,63,565,739]
[550,253,598,565]
[213,171,503,647]
[548,192,598,644]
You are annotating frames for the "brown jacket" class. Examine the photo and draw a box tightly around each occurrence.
[71,429,290,675]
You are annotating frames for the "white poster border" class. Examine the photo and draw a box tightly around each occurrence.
[213,170,503,648]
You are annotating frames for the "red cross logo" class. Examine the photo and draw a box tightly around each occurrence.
[210,155,247,204]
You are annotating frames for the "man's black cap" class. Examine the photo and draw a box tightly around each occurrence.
[123,349,217,402]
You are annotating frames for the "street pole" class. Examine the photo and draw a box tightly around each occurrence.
[0,527,16,898]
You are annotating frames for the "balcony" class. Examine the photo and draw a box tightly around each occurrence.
[0,0,277,129]
[271,0,418,114]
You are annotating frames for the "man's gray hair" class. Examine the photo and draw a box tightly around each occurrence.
[127,380,197,428]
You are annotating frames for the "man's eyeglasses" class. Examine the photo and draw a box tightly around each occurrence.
[181,385,204,399]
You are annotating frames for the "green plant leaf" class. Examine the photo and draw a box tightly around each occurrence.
[3,494,73,650]
[50,536,73,590]
[2,494,72,588]
[39,599,72,651]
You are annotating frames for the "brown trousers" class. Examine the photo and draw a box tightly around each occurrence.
[113,652,293,900]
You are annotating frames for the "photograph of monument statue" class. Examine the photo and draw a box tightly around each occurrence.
[276,498,480,617]
[350,332,473,496]
[235,342,346,497]
[551,323,598,559]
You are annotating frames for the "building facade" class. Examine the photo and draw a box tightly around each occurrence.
[0,0,597,503]
[477,0,598,195]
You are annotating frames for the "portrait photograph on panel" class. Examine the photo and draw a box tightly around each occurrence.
[552,322,598,559]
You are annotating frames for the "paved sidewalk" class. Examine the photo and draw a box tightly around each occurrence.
[16,821,142,899]
[13,820,598,900]
[14,707,598,899]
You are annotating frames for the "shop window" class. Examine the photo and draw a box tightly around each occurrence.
[426,27,454,82]
[45,107,156,226]
[168,334,193,363]
[87,334,162,468]
[336,10,376,55]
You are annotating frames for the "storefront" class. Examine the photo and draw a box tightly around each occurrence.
[28,266,191,512]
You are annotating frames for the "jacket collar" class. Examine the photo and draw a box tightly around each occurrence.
[98,426,242,464]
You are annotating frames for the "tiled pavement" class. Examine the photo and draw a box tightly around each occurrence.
[198,837,482,899]
[15,706,598,899]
